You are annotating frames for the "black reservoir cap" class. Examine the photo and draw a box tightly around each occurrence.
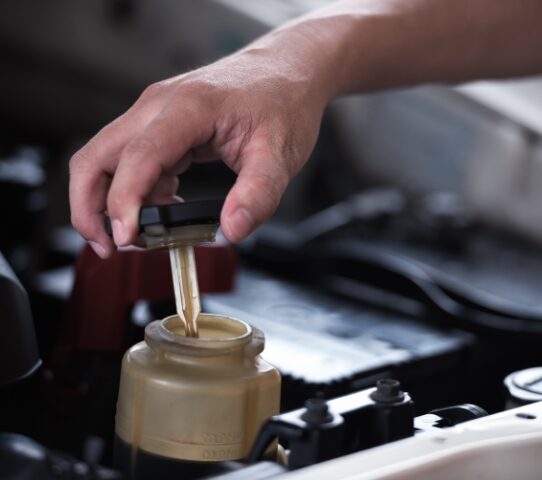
[138,199,223,232]
[105,199,224,235]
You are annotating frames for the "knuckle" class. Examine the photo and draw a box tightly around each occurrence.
[140,81,167,100]
[177,75,214,94]
[122,137,159,158]
[174,78,220,108]
[69,149,91,172]
[107,186,134,216]
[106,189,123,212]
[70,213,90,238]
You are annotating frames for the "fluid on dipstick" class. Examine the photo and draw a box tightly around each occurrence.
[169,244,201,338]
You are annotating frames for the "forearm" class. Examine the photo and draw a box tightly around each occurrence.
[246,0,542,103]
[70,0,542,253]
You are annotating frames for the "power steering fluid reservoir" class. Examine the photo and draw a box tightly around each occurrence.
[112,201,281,480]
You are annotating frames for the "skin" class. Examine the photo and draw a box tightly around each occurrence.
[70,0,542,258]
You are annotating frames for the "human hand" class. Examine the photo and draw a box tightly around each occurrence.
[69,0,542,259]
[69,35,331,258]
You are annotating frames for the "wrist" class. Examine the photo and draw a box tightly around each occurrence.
[241,16,359,109]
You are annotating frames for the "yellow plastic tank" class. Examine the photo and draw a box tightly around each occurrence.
[114,313,281,479]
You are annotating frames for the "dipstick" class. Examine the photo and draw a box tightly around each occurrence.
[169,245,200,337]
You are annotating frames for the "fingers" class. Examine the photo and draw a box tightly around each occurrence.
[221,148,290,243]
[69,163,114,258]
[107,107,213,246]
[69,111,154,258]
[69,148,115,258]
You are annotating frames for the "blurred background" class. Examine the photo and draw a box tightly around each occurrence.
[2,0,542,473]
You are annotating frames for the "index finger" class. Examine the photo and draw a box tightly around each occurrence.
[69,114,142,257]
[69,155,113,258]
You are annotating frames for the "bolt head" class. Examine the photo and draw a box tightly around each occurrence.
[301,398,333,424]
[370,379,405,403]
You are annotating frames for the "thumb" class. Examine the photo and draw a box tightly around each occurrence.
[221,154,291,243]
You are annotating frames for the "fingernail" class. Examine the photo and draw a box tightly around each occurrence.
[112,219,129,245]
[227,208,254,241]
[89,241,107,259]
